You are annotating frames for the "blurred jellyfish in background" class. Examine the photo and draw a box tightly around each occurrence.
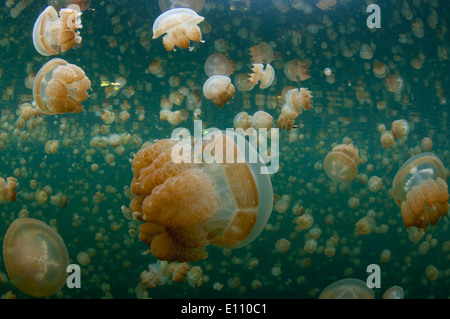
[49,0,91,11]
[158,0,205,12]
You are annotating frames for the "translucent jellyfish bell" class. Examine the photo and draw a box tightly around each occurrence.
[152,8,204,51]
[319,278,374,299]
[392,153,445,206]
[323,144,359,183]
[204,53,235,77]
[33,6,83,56]
[393,153,449,228]
[33,58,91,114]
[3,218,70,297]
[130,130,273,262]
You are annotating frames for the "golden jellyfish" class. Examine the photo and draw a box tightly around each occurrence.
[32,58,91,115]
[235,73,256,92]
[380,131,395,149]
[130,130,273,262]
[252,111,273,130]
[385,74,404,93]
[248,64,275,89]
[277,87,313,130]
[323,143,360,183]
[392,153,449,229]
[391,119,409,139]
[152,8,204,51]
[359,44,373,60]
[203,75,235,108]
[421,137,433,152]
[373,62,389,78]
[49,0,91,11]
[249,41,274,64]
[158,0,205,12]
[355,216,375,235]
[0,176,17,202]
[383,286,404,299]
[33,6,83,56]
[316,0,337,10]
[319,278,374,299]
[3,218,70,297]
[204,53,235,77]
[284,59,311,82]
[233,111,252,130]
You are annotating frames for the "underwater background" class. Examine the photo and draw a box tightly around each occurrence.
[0,0,449,299]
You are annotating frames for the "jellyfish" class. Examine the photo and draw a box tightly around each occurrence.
[248,64,275,89]
[277,87,313,130]
[202,75,235,108]
[284,59,310,82]
[249,41,274,64]
[158,0,205,12]
[49,0,91,11]
[233,111,252,130]
[32,58,91,115]
[204,53,235,77]
[323,143,359,183]
[129,131,273,262]
[33,6,83,56]
[3,218,70,297]
[319,278,374,299]
[380,131,394,148]
[316,0,337,10]
[383,286,404,299]
[391,119,409,139]
[0,176,17,202]
[252,111,273,130]
[355,216,375,235]
[392,153,449,229]
[152,8,204,51]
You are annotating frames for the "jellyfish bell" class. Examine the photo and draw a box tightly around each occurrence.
[391,119,409,139]
[383,286,404,299]
[248,64,275,89]
[33,58,91,114]
[392,153,449,229]
[202,75,235,108]
[252,111,273,130]
[319,278,374,299]
[152,8,205,51]
[33,6,83,56]
[323,143,359,183]
[3,218,70,297]
[204,53,235,77]
[130,130,273,262]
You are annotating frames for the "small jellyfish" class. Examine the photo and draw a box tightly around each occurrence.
[249,41,274,64]
[277,87,313,130]
[323,143,359,183]
[284,59,311,82]
[380,131,394,149]
[252,111,273,130]
[152,8,204,51]
[33,6,83,56]
[248,64,275,89]
[130,130,273,262]
[3,218,70,297]
[319,278,374,299]
[204,53,235,77]
[421,137,433,152]
[203,75,235,108]
[391,119,409,139]
[32,58,91,114]
[0,176,17,202]
[368,176,383,192]
[392,153,449,229]
[234,112,252,130]
[355,216,375,235]
[383,286,404,299]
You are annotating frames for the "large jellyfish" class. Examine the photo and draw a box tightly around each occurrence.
[3,218,70,297]
[129,131,273,262]
[33,6,83,56]
[152,8,204,51]
[392,153,449,229]
[324,143,360,183]
[32,58,91,115]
